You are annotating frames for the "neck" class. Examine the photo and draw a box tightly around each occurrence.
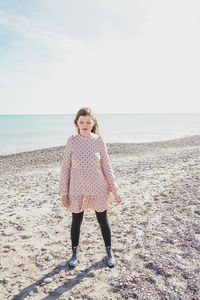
[79,131,92,137]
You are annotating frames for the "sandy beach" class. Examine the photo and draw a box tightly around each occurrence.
[0,134,200,300]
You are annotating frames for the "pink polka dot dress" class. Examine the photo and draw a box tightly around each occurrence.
[59,132,119,213]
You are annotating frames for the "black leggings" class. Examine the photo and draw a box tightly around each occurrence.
[71,210,111,247]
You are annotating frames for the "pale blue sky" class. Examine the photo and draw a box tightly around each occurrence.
[0,0,200,114]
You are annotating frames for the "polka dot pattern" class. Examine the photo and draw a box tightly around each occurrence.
[59,133,119,213]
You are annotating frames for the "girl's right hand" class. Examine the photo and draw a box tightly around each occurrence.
[61,195,70,208]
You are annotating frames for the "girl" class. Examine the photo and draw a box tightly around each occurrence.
[59,107,122,268]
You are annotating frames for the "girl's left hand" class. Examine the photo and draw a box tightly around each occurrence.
[113,192,122,204]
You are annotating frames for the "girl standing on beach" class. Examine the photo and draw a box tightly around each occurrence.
[59,107,122,268]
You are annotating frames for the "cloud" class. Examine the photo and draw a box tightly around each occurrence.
[0,77,12,85]
[0,9,85,51]
[0,0,200,113]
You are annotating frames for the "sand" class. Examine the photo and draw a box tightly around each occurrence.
[0,135,200,300]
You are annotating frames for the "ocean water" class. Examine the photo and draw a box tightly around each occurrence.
[0,113,199,155]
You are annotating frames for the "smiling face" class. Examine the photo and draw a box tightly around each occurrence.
[77,115,95,135]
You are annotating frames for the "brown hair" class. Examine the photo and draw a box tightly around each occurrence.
[74,107,100,135]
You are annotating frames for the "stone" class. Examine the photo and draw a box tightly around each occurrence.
[43,277,53,284]
[59,261,67,267]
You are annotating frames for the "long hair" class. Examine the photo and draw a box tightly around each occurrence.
[74,107,100,135]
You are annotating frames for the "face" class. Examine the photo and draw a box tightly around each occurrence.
[77,115,95,134]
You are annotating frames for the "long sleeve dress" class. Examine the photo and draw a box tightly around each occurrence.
[59,132,119,213]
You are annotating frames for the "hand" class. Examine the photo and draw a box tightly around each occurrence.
[112,192,122,204]
[61,195,70,208]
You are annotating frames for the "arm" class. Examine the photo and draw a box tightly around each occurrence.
[99,135,119,194]
[59,136,73,196]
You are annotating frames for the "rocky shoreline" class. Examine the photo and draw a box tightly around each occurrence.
[0,135,200,299]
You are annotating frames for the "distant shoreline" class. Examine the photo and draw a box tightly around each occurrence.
[1,133,200,158]
[1,134,200,176]
[1,113,200,157]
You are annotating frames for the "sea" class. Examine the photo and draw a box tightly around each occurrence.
[0,113,199,156]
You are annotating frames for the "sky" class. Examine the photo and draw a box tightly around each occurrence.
[0,0,200,114]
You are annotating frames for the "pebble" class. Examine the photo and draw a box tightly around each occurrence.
[41,265,48,270]
[43,277,53,284]
[16,225,25,231]
[3,277,11,284]
[41,247,47,251]
[45,255,53,261]
[49,240,57,244]
[84,250,94,256]
[77,272,85,278]
[171,295,191,300]
[20,234,30,239]
[2,231,13,236]
[3,244,11,249]
[59,261,67,267]
[44,287,49,293]
[27,287,38,296]
[54,268,60,274]
[35,262,42,267]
